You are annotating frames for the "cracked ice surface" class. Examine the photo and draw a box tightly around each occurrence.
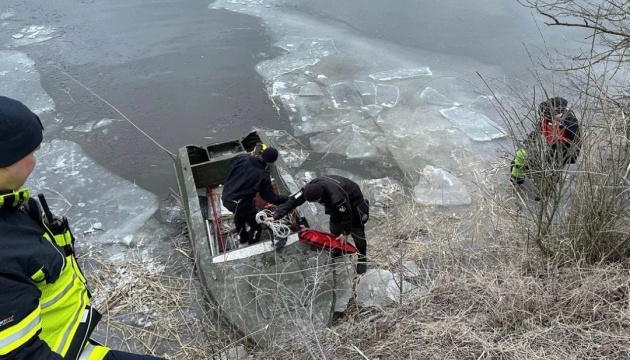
[353,80,375,96]
[420,87,462,107]
[0,51,55,114]
[299,82,324,97]
[330,83,363,110]
[309,125,380,159]
[26,140,159,244]
[369,68,432,81]
[413,166,471,206]
[439,106,506,141]
[375,84,399,108]
[256,37,338,80]
[13,25,58,46]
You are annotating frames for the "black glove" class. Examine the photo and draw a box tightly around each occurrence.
[273,206,288,220]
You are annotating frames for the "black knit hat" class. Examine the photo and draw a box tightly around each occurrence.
[538,97,568,118]
[0,96,43,167]
[260,147,279,164]
[303,183,324,202]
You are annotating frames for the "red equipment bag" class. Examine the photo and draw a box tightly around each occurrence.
[298,228,356,254]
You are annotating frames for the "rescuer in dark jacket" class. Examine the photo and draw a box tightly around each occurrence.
[0,96,165,360]
[538,96,581,166]
[510,97,581,186]
[273,175,370,274]
[221,147,288,245]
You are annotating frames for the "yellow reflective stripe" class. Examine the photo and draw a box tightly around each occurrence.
[54,288,87,355]
[40,273,77,309]
[0,307,42,355]
[79,342,110,360]
[31,267,46,283]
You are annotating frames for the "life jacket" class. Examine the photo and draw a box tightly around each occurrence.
[541,115,571,144]
[0,189,109,360]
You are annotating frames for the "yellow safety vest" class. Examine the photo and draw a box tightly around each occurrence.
[0,189,109,359]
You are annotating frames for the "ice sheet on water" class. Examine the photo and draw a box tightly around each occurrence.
[274,35,306,52]
[376,84,399,108]
[353,80,375,96]
[299,82,324,97]
[0,51,55,114]
[26,140,159,244]
[361,104,383,118]
[413,166,471,206]
[262,129,310,168]
[309,125,379,159]
[439,106,506,141]
[330,83,363,109]
[256,55,320,81]
[13,25,58,46]
[419,87,462,107]
[256,38,338,81]
[369,68,432,81]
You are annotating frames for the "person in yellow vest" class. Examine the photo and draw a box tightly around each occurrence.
[0,96,165,359]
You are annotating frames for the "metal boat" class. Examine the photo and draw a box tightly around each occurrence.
[174,129,335,347]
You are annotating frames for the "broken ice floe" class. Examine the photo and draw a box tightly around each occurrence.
[26,140,159,244]
[361,104,383,118]
[353,80,376,104]
[419,87,462,107]
[355,269,418,308]
[360,177,405,216]
[413,165,471,206]
[309,125,380,159]
[376,84,399,108]
[439,106,506,141]
[257,37,338,80]
[333,261,355,312]
[257,56,319,81]
[64,118,119,133]
[0,51,55,114]
[299,82,324,97]
[330,83,363,110]
[263,129,310,168]
[13,25,58,46]
[369,68,432,81]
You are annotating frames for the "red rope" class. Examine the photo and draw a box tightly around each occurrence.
[207,187,226,253]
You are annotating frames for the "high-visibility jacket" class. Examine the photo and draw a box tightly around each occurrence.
[0,189,109,360]
[511,148,528,180]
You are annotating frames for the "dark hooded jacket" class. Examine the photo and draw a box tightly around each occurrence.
[275,175,365,234]
[221,154,287,212]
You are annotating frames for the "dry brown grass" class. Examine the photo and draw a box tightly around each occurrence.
[80,230,240,360]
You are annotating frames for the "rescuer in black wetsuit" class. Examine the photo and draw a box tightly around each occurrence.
[274,175,370,274]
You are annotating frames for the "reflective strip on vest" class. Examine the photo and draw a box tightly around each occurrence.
[52,277,88,355]
[0,306,42,355]
[37,228,93,357]
[79,342,110,360]
[40,273,77,309]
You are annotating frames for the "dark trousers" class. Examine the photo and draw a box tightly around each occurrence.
[329,200,369,261]
[104,350,166,360]
[229,200,261,244]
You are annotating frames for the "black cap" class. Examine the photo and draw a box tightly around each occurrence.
[0,96,43,167]
[260,147,279,164]
[303,183,324,202]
